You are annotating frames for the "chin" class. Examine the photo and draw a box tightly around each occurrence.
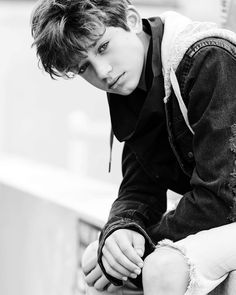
[114,87,135,96]
[120,80,139,96]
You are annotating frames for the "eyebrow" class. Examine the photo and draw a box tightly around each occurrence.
[87,28,106,49]
[87,39,99,49]
[77,28,107,66]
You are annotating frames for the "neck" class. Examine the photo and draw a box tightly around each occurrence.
[137,31,151,92]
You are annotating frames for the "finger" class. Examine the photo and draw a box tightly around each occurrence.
[81,241,98,275]
[93,275,110,291]
[85,264,103,286]
[117,238,144,268]
[82,254,97,276]
[102,255,128,281]
[105,239,141,273]
[107,283,123,293]
[132,233,145,258]
[102,246,131,277]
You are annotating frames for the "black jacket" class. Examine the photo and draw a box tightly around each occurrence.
[98,16,236,287]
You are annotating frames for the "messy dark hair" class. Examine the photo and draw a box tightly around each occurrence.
[31,0,132,78]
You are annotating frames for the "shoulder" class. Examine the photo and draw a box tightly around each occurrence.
[186,37,236,65]
[177,37,236,124]
[178,36,236,91]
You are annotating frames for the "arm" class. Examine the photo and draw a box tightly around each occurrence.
[150,44,236,243]
[98,143,168,285]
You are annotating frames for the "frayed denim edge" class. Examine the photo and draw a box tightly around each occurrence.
[156,239,201,295]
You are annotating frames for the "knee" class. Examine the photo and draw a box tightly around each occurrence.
[142,247,189,291]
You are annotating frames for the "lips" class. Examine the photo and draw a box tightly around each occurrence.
[108,73,125,89]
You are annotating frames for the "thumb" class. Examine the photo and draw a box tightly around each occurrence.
[133,233,145,258]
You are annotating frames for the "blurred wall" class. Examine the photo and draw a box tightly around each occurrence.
[0,182,79,295]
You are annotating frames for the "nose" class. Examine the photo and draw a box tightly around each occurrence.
[93,59,112,80]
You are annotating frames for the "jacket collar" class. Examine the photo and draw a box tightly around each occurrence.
[159,11,233,102]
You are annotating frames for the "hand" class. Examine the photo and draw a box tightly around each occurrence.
[82,241,121,292]
[83,261,121,292]
[102,229,145,281]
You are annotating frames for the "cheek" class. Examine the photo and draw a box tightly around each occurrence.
[82,74,94,86]
[82,72,106,91]
[112,35,142,64]
[123,39,144,68]
[83,70,98,86]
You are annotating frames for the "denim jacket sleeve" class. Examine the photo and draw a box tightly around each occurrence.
[97,143,168,286]
[150,42,236,242]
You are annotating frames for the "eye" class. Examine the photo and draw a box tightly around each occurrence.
[98,41,109,53]
[78,62,89,74]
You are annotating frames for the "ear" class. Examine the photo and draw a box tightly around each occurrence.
[126,6,143,34]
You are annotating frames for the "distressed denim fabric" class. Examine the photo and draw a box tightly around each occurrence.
[157,223,236,294]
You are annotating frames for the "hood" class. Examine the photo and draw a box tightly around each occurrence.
[160,11,236,103]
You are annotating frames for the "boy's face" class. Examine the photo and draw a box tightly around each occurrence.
[76,24,146,96]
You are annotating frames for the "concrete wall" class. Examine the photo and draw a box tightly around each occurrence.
[0,183,79,295]
[0,154,116,295]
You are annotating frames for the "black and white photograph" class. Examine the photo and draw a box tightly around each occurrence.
[1,0,236,294]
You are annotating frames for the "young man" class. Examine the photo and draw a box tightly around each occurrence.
[31,0,236,294]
